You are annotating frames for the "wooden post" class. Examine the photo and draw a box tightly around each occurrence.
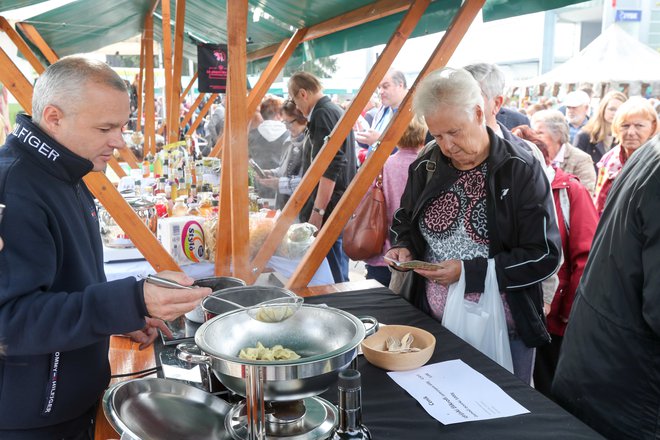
[180,72,198,105]
[15,22,58,64]
[179,92,205,130]
[83,172,181,272]
[225,0,250,280]
[214,109,232,275]
[0,17,45,74]
[0,47,33,113]
[117,147,140,169]
[286,0,486,288]
[107,156,127,178]
[250,0,430,284]
[208,29,307,158]
[160,0,173,142]
[137,34,145,134]
[168,0,186,143]
[144,13,156,156]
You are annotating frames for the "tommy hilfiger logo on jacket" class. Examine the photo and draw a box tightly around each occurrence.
[11,123,60,162]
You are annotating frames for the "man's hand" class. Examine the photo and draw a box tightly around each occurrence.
[355,128,381,146]
[415,259,462,286]
[256,176,278,189]
[143,271,211,322]
[126,317,171,350]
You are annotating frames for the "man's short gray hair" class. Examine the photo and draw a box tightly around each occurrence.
[531,109,570,145]
[412,67,483,119]
[463,62,505,100]
[389,69,407,88]
[32,55,128,124]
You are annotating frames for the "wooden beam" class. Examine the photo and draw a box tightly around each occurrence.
[187,93,217,141]
[144,13,156,156]
[84,172,181,272]
[286,0,486,288]
[179,71,198,104]
[0,17,45,74]
[15,22,58,64]
[161,0,173,142]
[137,33,145,134]
[0,47,33,113]
[214,119,232,275]
[107,156,127,178]
[208,28,307,159]
[168,0,186,143]
[250,0,430,285]
[226,0,250,281]
[247,0,411,61]
[117,146,140,169]
[179,92,205,130]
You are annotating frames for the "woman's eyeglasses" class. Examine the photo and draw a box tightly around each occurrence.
[283,119,296,128]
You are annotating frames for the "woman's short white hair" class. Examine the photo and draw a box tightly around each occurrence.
[32,55,128,124]
[412,67,484,119]
[531,109,570,145]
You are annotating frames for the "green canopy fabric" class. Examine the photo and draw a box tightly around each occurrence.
[7,0,588,71]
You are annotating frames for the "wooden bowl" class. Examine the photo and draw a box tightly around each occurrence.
[361,325,436,371]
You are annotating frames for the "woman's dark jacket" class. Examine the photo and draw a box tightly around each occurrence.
[573,130,605,172]
[390,128,561,348]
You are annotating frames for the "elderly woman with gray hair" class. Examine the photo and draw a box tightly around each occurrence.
[531,109,596,195]
[386,67,561,384]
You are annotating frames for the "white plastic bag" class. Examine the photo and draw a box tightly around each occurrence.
[442,259,514,373]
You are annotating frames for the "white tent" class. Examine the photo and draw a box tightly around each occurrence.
[519,24,660,88]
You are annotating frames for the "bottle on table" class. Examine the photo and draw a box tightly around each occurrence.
[332,369,372,440]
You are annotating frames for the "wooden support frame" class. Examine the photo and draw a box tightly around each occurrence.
[15,22,58,64]
[287,0,487,288]
[107,156,127,177]
[187,93,217,137]
[0,17,45,74]
[180,72,198,104]
[214,99,232,275]
[249,0,431,285]
[225,0,250,280]
[160,0,173,141]
[179,92,205,130]
[207,29,307,158]
[247,0,412,62]
[0,46,34,113]
[137,36,145,134]
[143,14,157,156]
[168,0,186,143]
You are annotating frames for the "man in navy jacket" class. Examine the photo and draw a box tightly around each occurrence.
[0,56,210,439]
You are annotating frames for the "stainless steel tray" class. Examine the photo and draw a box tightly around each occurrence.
[103,378,232,440]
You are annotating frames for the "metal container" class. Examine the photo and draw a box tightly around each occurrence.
[185,276,247,323]
[201,285,296,321]
[98,197,157,248]
[177,304,366,401]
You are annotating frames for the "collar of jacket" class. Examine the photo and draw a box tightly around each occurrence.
[7,114,94,184]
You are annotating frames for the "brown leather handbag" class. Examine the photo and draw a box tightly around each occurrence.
[342,175,388,260]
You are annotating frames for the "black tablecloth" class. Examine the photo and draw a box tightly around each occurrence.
[307,287,602,440]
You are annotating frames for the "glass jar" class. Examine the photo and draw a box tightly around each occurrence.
[98,197,157,248]
[172,196,188,217]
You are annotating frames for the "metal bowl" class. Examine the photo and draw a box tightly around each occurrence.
[201,285,296,321]
[178,304,366,401]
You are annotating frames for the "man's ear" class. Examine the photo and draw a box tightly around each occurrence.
[40,104,64,134]
[492,95,504,115]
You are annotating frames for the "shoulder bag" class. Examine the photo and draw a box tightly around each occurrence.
[343,175,387,260]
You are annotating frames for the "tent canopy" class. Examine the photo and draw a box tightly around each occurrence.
[1,0,586,70]
[519,24,660,87]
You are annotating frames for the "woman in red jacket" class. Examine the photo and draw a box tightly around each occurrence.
[513,125,599,398]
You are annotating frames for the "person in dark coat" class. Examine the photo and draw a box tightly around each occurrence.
[552,134,660,439]
[0,56,210,439]
[288,71,356,283]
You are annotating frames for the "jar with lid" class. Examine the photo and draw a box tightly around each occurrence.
[187,202,202,217]
[171,196,188,217]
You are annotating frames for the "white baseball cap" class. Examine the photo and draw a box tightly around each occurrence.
[564,91,590,107]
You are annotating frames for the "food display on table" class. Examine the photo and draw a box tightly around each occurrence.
[238,342,301,361]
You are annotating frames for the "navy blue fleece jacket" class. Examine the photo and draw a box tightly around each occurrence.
[0,115,148,438]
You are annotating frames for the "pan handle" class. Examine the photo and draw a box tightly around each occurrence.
[359,316,379,337]
[176,343,212,366]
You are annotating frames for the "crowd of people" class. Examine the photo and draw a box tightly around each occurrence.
[1,53,659,439]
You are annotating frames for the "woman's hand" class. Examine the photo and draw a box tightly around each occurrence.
[415,259,461,286]
[384,247,413,265]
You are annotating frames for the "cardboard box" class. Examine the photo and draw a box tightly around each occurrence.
[157,216,206,265]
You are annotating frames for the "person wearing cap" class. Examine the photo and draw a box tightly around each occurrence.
[564,90,591,143]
